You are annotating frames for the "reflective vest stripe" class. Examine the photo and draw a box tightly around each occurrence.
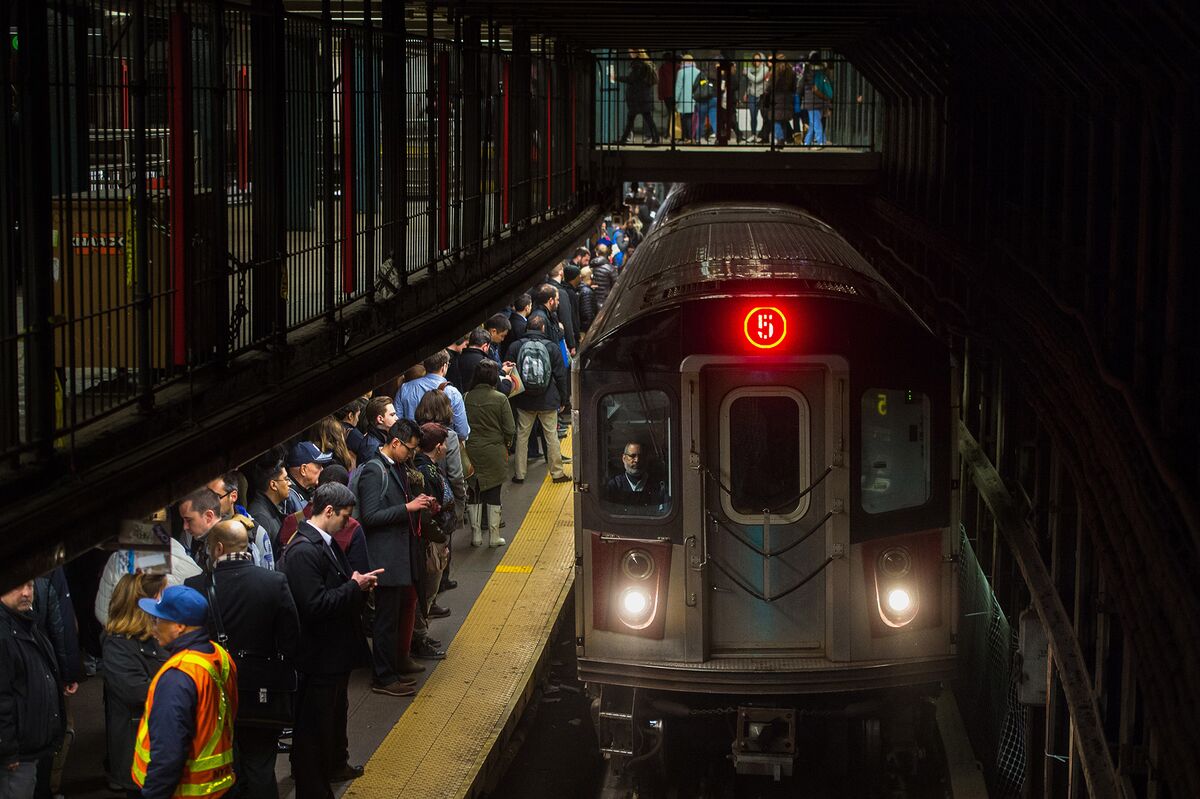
[130,644,237,798]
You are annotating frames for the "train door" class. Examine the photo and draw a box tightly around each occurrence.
[699,365,829,653]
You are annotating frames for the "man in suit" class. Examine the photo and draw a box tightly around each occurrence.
[280,483,381,799]
[185,519,300,799]
[357,419,437,697]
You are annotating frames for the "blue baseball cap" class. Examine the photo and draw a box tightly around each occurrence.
[287,440,334,468]
[138,585,208,627]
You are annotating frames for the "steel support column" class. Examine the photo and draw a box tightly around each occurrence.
[17,0,54,459]
[380,0,404,285]
[510,26,531,228]
[0,2,18,455]
[461,16,483,251]
[250,0,287,345]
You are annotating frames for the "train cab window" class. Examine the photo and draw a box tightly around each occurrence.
[719,388,811,523]
[861,389,931,514]
[599,390,673,518]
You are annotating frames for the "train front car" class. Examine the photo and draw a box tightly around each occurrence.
[573,188,957,792]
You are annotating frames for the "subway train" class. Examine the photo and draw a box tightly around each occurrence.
[572,185,958,793]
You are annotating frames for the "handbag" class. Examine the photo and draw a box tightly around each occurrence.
[207,574,297,729]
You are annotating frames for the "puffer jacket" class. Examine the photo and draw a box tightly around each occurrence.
[577,284,598,331]
[591,259,617,309]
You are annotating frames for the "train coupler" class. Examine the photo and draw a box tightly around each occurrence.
[731,705,796,781]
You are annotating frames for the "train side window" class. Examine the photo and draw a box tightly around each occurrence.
[719,388,811,523]
[861,389,931,514]
[599,390,673,518]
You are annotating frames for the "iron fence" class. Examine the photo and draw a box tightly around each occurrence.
[1,1,589,463]
[594,50,879,150]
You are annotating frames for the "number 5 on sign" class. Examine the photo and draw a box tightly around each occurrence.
[877,393,888,416]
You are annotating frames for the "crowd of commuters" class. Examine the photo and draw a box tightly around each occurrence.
[0,186,653,799]
[611,50,837,146]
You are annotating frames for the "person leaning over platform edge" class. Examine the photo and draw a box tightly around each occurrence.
[185,520,300,799]
[357,419,436,697]
[131,585,237,799]
[0,581,66,799]
[280,483,380,799]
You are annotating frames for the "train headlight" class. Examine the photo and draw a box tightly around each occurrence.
[878,547,912,577]
[617,587,654,629]
[886,588,912,614]
[622,549,655,581]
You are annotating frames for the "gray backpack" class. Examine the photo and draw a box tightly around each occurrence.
[517,339,553,395]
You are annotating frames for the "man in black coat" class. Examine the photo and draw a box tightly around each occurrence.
[356,420,437,696]
[0,580,65,799]
[280,483,381,799]
[185,519,300,799]
[509,314,572,485]
[547,263,579,354]
[505,294,532,360]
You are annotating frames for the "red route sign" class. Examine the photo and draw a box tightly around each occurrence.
[743,306,788,349]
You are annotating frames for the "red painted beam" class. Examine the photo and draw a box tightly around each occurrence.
[237,66,249,191]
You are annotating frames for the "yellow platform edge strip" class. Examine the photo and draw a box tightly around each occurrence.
[347,437,576,799]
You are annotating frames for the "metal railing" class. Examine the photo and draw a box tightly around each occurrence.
[1,1,588,464]
[593,50,879,150]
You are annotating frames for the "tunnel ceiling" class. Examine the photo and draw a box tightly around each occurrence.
[287,1,1199,99]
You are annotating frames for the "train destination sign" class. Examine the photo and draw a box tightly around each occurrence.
[743,306,788,349]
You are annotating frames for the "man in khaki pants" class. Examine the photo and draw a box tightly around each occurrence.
[508,315,572,487]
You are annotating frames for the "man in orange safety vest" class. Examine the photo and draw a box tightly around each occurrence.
[131,585,238,799]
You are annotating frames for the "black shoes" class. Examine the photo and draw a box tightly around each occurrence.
[428,603,451,619]
[330,764,365,781]
[439,577,458,592]
[552,475,572,484]
[412,638,448,660]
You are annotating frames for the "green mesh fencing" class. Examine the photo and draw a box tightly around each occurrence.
[955,525,1027,797]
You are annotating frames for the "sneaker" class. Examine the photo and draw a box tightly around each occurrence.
[428,603,451,619]
[371,681,416,697]
[412,639,448,660]
[552,474,572,484]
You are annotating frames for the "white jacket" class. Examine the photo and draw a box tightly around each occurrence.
[93,538,203,625]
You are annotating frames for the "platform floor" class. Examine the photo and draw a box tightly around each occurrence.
[56,438,575,799]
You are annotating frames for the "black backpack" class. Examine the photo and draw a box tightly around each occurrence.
[517,339,554,395]
[692,74,715,102]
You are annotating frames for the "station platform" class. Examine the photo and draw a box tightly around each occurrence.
[56,439,577,799]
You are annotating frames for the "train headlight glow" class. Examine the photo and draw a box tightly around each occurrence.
[622,589,649,615]
[617,586,655,629]
[886,588,912,614]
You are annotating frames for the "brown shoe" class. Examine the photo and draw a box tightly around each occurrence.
[398,657,427,675]
[370,680,415,697]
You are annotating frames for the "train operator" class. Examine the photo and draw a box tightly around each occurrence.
[606,442,668,509]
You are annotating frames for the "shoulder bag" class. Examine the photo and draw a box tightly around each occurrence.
[207,573,297,729]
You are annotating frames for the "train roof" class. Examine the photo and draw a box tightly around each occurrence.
[606,188,921,325]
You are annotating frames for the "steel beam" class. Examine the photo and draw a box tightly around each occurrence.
[958,421,1120,799]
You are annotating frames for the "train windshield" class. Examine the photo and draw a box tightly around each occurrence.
[861,389,931,514]
[599,390,672,518]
